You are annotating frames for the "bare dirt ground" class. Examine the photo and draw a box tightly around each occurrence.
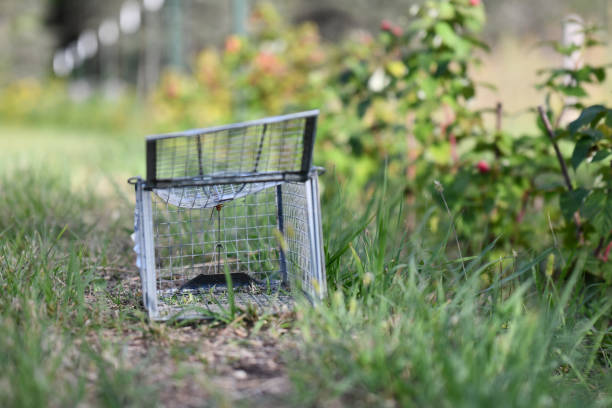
[91,263,297,407]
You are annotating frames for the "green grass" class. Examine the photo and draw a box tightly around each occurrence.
[0,170,155,406]
[290,186,612,407]
[0,124,610,406]
[0,124,161,406]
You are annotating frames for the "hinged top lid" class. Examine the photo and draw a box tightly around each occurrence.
[145,110,319,189]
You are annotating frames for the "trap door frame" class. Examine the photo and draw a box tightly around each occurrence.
[153,180,286,293]
[134,178,159,316]
[304,173,326,299]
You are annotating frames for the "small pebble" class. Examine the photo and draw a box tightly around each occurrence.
[233,370,248,380]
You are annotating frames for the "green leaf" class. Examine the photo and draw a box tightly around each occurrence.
[460,83,475,100]
[434,22,470,55]
[571,137,593,169]
[569,105,607,135]
[426,142,451,165]
[553,42,582,56]
[533,172,566,191]
[435,22,459,46]
[582,190,605,219]
[579,128,604,141]
[581,190,612,236]
[558,85,587,98]
[438,2,455,19]
[463,35,490,51]
[592,66,606,82]
[357,98,371,118]
[560,188,589,221]
[573,65,606,83]
[591,149,612,163]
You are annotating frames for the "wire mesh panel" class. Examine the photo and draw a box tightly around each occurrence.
[152,184,282,292]
[281,182,313,294]
[130,111,326,320]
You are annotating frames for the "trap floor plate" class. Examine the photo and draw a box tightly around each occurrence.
[154,283,293,321]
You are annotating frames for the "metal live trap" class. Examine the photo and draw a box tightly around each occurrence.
[128,110,326,320]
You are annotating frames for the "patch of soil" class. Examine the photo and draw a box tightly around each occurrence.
[92,263,297,407]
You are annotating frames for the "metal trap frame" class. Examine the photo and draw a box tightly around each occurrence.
[129,110,326,320]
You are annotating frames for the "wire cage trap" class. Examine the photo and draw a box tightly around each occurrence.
[129,110,326,320]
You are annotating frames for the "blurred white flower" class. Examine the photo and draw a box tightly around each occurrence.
[68,43,82,66]
[53,50,73,77]
[99,19,119,46]
[432,35,442,48]
[368,67,390,92]
[77,30,98,59]
[120,1,141,34]
[143,0,165,12]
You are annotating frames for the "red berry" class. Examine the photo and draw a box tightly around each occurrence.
[470,0,481,6]
[380,19,393,31]
[476,160,490,173]
[391,25,403,37]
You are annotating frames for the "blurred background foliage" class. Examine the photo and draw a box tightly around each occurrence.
[1,0,612,280]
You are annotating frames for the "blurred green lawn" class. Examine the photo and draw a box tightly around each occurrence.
[0,124,145,195]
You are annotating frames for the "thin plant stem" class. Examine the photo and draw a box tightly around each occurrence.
[538,106,573,192]
[434,180,467,279]
[495,102,503,132]
[538,106,583,242]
